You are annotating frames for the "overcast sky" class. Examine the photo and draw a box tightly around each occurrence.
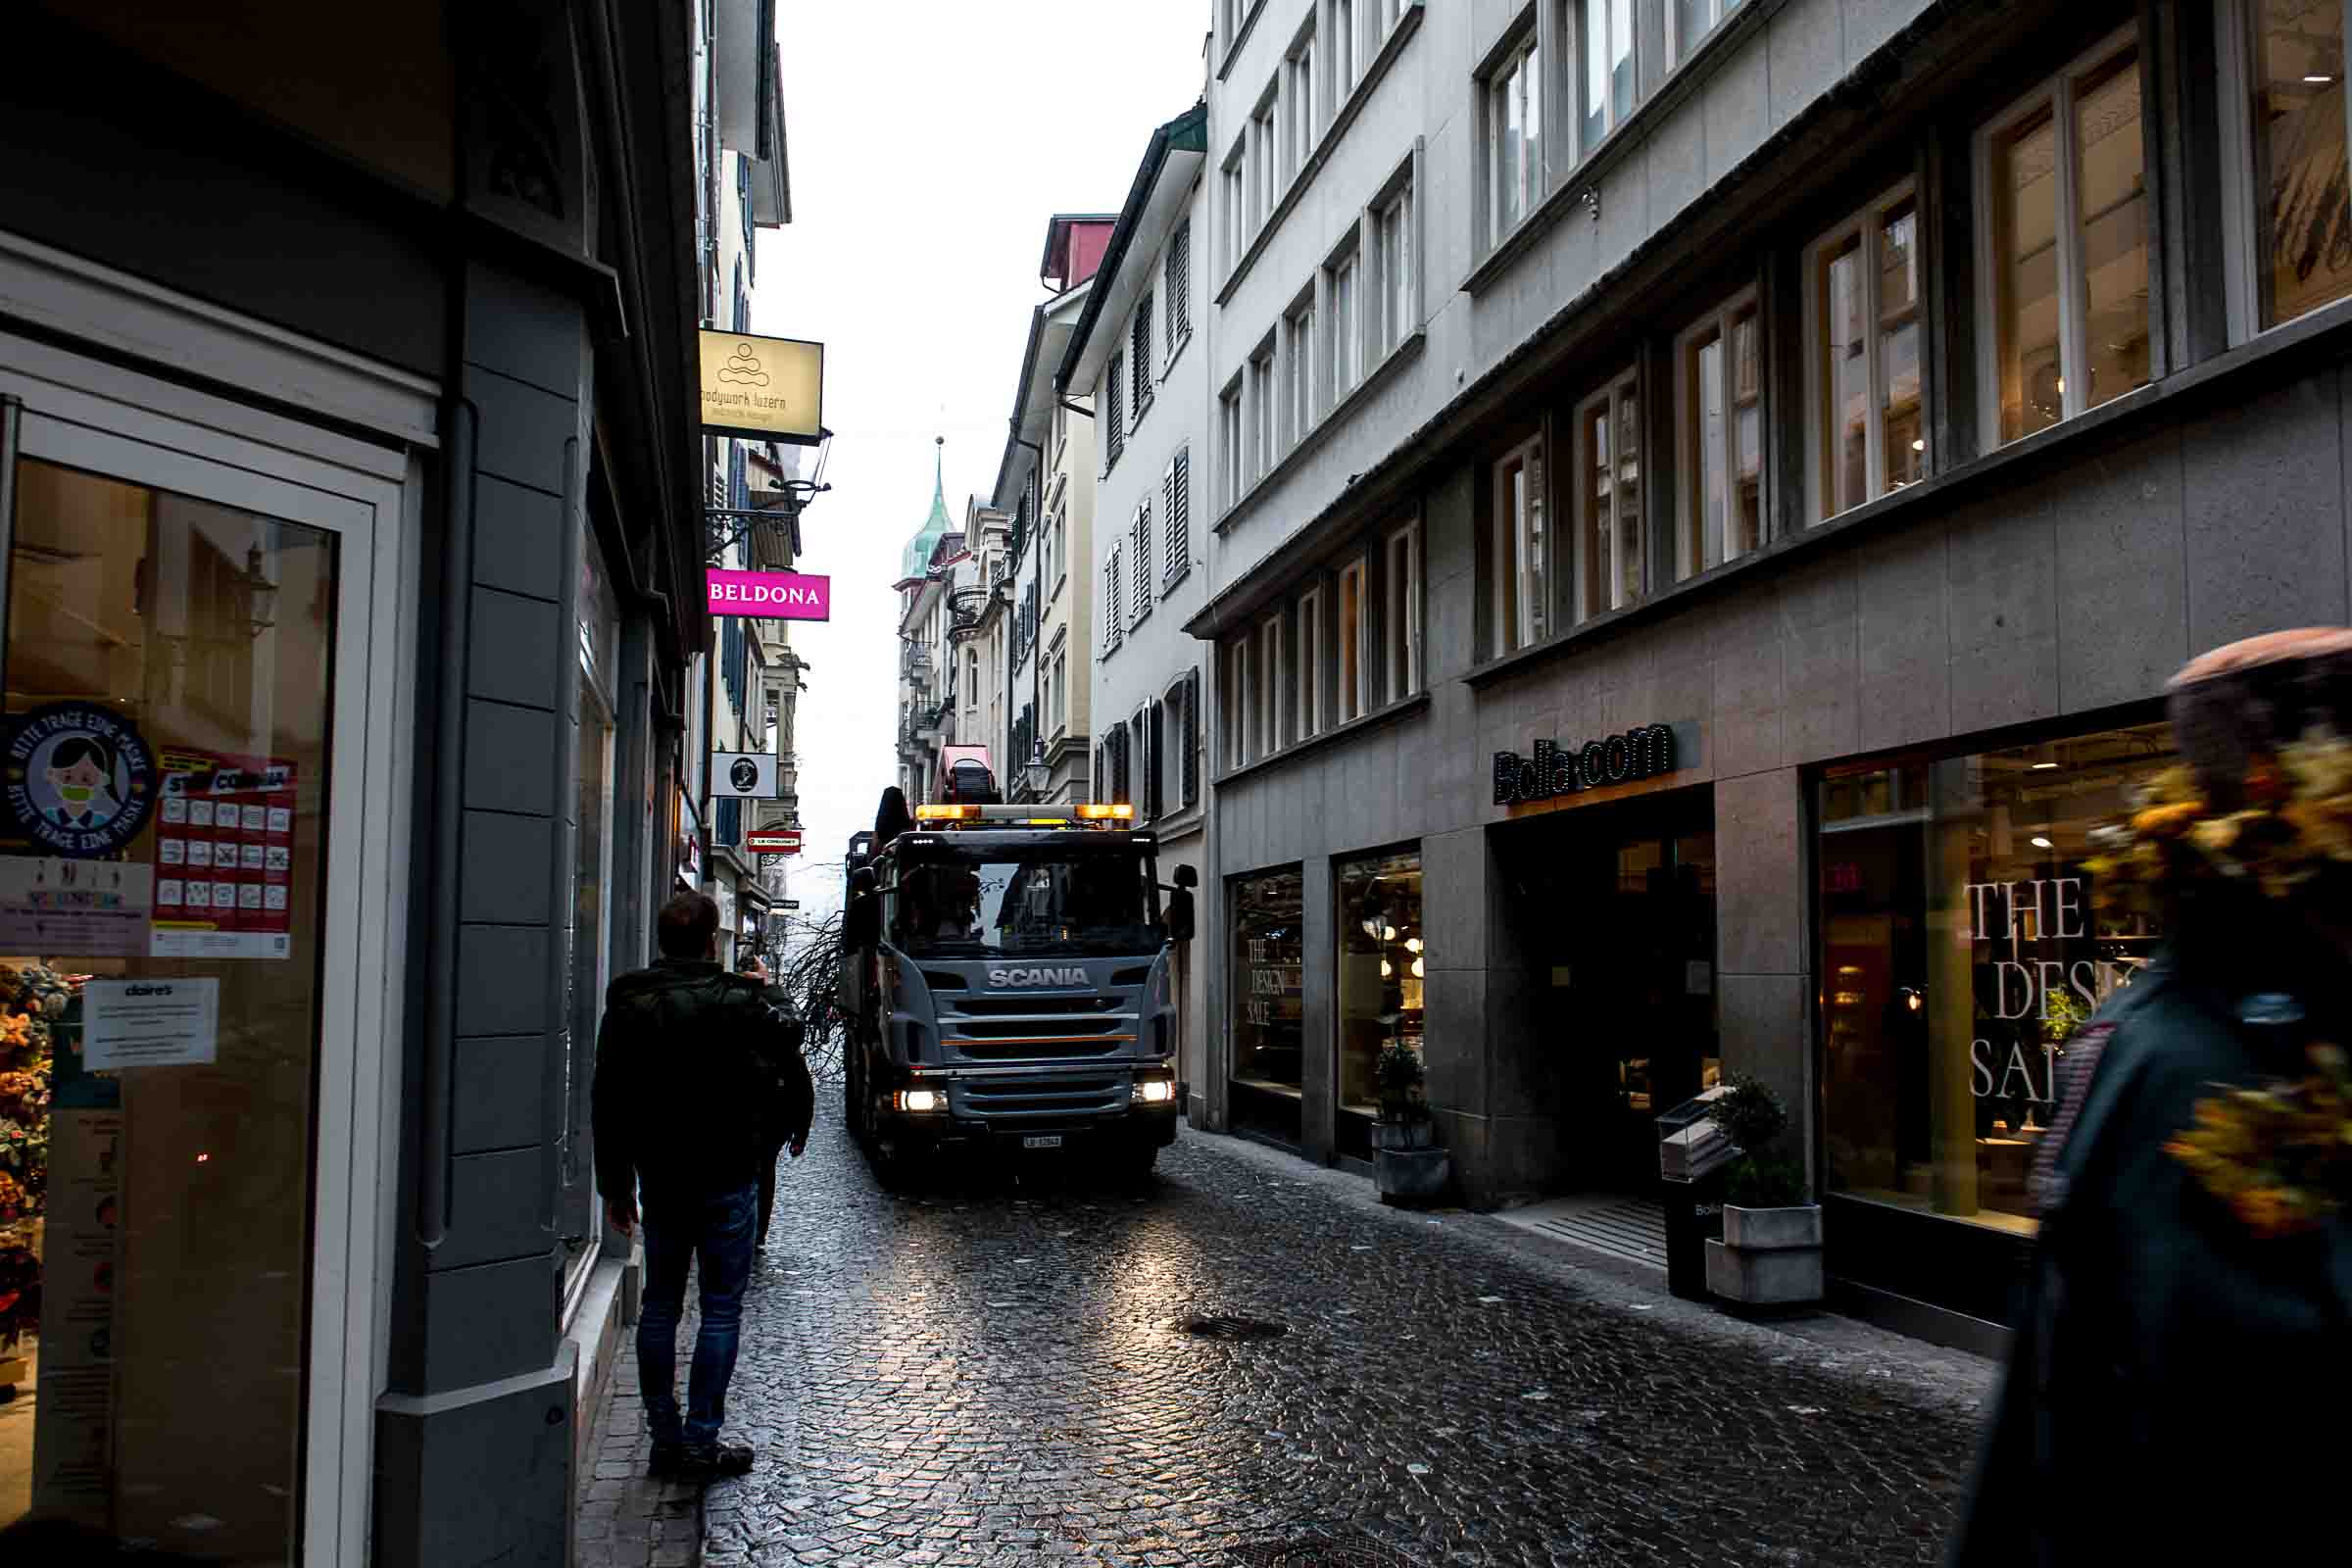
[756,4,1209,927]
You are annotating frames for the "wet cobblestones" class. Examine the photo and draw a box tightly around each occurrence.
[688,1126,1985,1567]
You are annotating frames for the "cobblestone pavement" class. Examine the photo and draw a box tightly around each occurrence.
[689,1123,1991,1568]
[579,1306,706,1568]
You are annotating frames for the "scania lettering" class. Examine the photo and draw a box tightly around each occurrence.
[841,767,1196,1186]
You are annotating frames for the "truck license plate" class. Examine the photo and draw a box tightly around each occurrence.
[1022,1135,1063,1150]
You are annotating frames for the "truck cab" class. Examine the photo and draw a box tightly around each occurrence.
[842,797,1196,1184]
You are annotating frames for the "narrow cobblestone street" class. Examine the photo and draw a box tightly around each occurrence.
[653,1121,1993,1568]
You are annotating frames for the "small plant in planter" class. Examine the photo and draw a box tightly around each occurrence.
[1370,1037,1449,1204]
[1703,1074,1824,1306]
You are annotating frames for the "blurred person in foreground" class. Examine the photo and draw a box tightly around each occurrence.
[593,892,812,1481]
[1951,628,2352,1564]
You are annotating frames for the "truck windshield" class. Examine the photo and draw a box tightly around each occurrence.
[890,848,1158,958]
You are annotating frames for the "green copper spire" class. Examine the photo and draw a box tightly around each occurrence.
[901,435,953,581]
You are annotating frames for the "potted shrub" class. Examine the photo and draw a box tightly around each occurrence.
[1702,1074,1824,1305]
[1370,1038,1449,1205]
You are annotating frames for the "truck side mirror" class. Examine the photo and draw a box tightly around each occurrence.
[1165,887,1196,945]
[845,866,881,949]
[1172,864,1200,889]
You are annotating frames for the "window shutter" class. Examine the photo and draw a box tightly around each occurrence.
[1149,699,1165,819]
[1133,502,1152,622]
[1169,448,1190,576]
[1183,667,1200,806]
[1132,302,1152,412]
[1168,221,1191,341]
[1117,727,1133,806]
[1106,358,1125,466]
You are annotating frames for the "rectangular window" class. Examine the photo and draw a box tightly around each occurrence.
[1386,520,1421,701]
[1105,351,1126,467]
[1053,650,1068,733]
[1226,635,1255,769]
[1677,288,1765,579]
[1337,557,1368,722]
[1333,0,1359,99]
[1488,32,1543,243]
[1578,0,1640,155]
[1297,584,1325,739]
[1809,183,1927,521]
[1328,242,1361,402]
[1286,294,1318,447]
[1671,0,1742,66]
[1251,91,1280,230]
[1132,296,1154,418]
[1491,435,1545,656]
[1250,339,1278,483]
[1337,847,1423,1157]
[1576,368,1643,621]
[2226,0,2352,334]
[1980,29,2150,446]
[1817,722,2174,1248]
[1288,24,1318,181]
[1372,179,1415,359]
[1256,612,1285,754]
[1222,142,1249,274]
[1219,377,1246,508]
[1167,220,1194,343]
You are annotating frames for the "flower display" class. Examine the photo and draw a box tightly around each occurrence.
[0,959,70,1348]
[2165,1043,2352,1239]
[2087,724,2352,908]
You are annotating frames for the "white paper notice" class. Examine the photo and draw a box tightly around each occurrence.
[81,977,220,1068]
[0,857,153,957]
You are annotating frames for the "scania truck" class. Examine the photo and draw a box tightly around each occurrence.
[840,782,1196,1185]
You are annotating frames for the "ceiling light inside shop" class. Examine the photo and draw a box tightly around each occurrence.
[2031,760,2059,770]
[2032,835,2054,849]
[2308,74,2336,83]
[1381,959,1395,978]
[1911,438,1926,451]
[1405,937,1423,954]
[1382,924,1398,942]
[1411,956,1425,978]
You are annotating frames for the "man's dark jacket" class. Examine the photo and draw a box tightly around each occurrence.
[591,957,814,1203]
[1950,939,2352,1565]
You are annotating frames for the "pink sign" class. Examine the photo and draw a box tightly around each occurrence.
[707,567,831,620]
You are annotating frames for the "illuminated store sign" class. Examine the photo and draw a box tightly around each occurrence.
[1493,724,1682,805]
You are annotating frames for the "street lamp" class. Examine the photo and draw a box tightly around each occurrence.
[705,426,834,564]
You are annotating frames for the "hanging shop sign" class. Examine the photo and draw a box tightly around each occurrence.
[707,567,831,621]
[745,827,802,855]
[1493,724,1685,805]
[711,751,781,800]
[150,753,298,959]
[3,702,158,858]
[698,329,824,445]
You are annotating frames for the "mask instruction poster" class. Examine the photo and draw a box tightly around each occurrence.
[150,752,296,960]
[0,857,152,956]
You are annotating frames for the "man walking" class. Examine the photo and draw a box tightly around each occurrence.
[593,892,813,1481]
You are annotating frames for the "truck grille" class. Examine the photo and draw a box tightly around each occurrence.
[952,996,1118,1016]
[954,1075,1126,1119]
[938,995,1136,1059]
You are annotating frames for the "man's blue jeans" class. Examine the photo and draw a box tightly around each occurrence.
[636,1184,757,1447]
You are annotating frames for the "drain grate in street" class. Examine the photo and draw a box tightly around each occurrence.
[1226,1527,1420,1567]
[1176,1312,1289,1341]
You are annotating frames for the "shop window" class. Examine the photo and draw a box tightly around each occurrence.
[1575,368,1643,621]
[1485,27,1543,248]
[1385,519,1421,701]
[1675,287,1764,579]
[1230,867,1306,1142]
[2223,0,2352,336]
[1979,28,2151,447]
[2,457,341,1554]
[1490,434,1546,657]
[1337,557,1368,722]
[1816,722,2176,1238]
[1807,182,1927,522]
[1336,848,1424,1158]
[1298,583,1326,740]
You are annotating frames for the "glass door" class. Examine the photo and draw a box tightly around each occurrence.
[0,403,373,1564]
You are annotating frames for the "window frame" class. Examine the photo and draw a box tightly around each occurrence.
[1226,633,1256,770]
[1286,16,1320,184]
[1326,233,1364,406]
[1218,375,1246,511]
[1250,83,1282,234]
[1336,555,1370,723]
[1331,0,1360,102]
[1256,611,1287,755]
[1369,155,1420,363]
[1490,433,1546,658]
[1284,287,1319,451]
[1297,582,1326,740]
[1221,138,1250,279]
[2217,0,2352,342]
[1570,0,1644,169]
[1971,24,2151,448]
[1248,335,1279,486]
[1666,0,1740,70]
[1385,517,1423,702]
[1573,366,1645,624]
[1674,284,1766,581]
[1483,25,1544,250]
[1804,179,1929,524]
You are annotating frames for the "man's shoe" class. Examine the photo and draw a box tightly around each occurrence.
[671,1440,755,1481]
[647,1441,686,1479]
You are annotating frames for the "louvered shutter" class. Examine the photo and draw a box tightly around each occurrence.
[1170,449,1190,577]
[1168,221,1191,341]
[1118,727,1133,806]
[1183,668,1200,806]
[1133,502,1152,622]
[1149,699,1165,819]
[1105,356,1124,466]
[1132,301,1152,412]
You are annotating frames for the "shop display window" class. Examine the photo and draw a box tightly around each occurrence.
[1336,849,1422,1157]
[1229,867,1304,1139]
[1816,722,2174,1235]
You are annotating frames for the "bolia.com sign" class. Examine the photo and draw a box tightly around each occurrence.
[1494,725,1681,805]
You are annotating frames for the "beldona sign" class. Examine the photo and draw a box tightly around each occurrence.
[1494,725,1680,805]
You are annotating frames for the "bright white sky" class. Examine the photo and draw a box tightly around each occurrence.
[756,4,1209,928]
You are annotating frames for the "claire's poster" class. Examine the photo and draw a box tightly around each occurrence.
[149,752,298,960]
[2,702,158,858]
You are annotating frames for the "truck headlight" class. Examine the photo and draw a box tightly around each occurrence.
[1132,1078,1175,1105]
[894,1088,948,1113]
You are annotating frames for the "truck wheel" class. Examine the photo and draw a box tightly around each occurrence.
[1110,1141,1158,1186]
[869,1138,928,1194]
